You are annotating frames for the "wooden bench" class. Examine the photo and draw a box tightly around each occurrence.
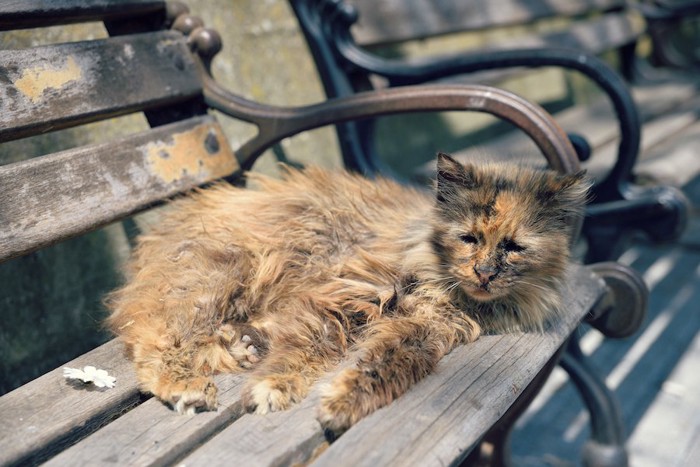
[0,1,646,466]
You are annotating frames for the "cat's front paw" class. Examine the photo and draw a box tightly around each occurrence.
[241,375,307,415]
[154,376,218,415]
[317,367,384,437]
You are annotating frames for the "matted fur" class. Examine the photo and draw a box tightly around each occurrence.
[105,153,588,434]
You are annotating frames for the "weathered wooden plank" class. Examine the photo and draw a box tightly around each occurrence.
[0,30,202,142]
[165,265,603,466]
[632,118,700,187]
[43,374,247,466]
[479,11,645,55]
[350,11,644,107]
[0,339,142,466]
[0,0,164,31]
[181,382,329,466]
[414,11,645,92]
[0,115,239,263]
[348,0,628,46]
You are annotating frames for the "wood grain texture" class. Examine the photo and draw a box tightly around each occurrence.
[44,374,247,467]
[348,0,627,46]
[0,115,239,263]
[477,11,645,54]
[0,30,201,142]
[379,10,644,98]
[0,0,164,31]
[0,339,141,466]
[180,382,330,466]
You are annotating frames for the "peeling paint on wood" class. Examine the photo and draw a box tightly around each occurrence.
[142,123,238,184]
[0,30,202,143]
[13,55,83,104]
[0,116,239,263]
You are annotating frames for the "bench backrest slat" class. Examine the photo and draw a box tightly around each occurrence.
[0,0,164,30]
[348,0,628,46]
[0,115,238,263]
[483,10,644,55]
[0,31,202,143]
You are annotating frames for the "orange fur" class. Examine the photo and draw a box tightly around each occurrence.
[105,153,588,432]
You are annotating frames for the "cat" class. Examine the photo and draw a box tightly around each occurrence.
[105,152,588,435]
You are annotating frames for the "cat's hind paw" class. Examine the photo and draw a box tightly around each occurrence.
[155,376,218,415]
[217,323,267,369]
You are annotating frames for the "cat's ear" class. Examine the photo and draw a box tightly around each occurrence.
[436,153,477,199]
[537,170,590,209]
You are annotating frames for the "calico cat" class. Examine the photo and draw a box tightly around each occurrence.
[106,153,588,435]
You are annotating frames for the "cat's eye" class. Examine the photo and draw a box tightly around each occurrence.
[459,234,478,244]
[502,239,525,253]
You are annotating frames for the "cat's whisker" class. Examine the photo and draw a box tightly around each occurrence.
[516,280,550,293]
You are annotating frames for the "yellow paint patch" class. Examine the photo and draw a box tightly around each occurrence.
[14,55,82,103]
[144,122,239,184]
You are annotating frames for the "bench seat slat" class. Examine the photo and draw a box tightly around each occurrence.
[417,11,644,91]
[0,30,201,142]
[43,374,247,467]
[0,115,239,263]
[479,11,645,55]
[0,0,164,31]
[349,0,628,46]
[0,339,141,466]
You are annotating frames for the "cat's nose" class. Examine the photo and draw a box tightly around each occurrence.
[474,264,499,285]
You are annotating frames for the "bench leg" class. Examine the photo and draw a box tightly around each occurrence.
[464,345,565,466]
[465,335,629,467]
[560,336,629,467]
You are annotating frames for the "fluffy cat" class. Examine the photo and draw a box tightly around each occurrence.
[106,153,588,435]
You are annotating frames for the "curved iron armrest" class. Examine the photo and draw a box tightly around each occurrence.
[203,75,580,176]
